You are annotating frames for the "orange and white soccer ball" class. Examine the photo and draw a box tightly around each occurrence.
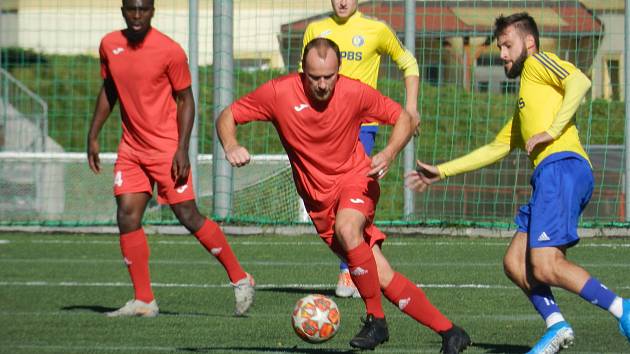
[291,294,341,343]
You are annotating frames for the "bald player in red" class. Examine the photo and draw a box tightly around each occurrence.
[216,37,471,353]
[87,0,254,318]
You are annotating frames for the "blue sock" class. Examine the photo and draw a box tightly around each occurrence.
[339,262,348,271]
[579,277,617,311]
[529,285,562,322]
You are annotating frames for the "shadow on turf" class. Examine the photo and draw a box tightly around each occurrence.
[472,342,531,353]
[60,305,229,317]
[178,346,356,353]
[258,287,336,297]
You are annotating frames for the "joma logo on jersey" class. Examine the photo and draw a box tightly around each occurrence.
[341,51,363,61]
[518,97,525,109]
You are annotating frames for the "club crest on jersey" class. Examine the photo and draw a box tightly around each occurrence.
[518,97,525,109]
[352,35,365,48]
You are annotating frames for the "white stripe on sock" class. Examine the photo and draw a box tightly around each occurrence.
[609,297,623,319]
[545,312,565,328]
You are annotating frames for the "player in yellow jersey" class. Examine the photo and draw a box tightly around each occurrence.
[405,13,630,353]
[302,0,420,299]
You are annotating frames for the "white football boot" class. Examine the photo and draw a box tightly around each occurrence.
[106,299,159,318]
[232,273,255,316]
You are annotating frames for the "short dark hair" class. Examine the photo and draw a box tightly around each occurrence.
[122,0,154,6]
[301,38,341,71]
[494,12,540,50]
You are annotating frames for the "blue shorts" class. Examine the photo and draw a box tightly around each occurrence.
[515,152,593,249]
[359,125,379,155]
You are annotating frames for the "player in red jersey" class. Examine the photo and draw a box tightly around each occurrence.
[87,0,254,318]
[216,37,470,353]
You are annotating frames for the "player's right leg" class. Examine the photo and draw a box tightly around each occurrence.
[505,228,573,353]
[333,208,388,350]
[333,127,377,299]
[504,232,570,328]
[107,192,158,317]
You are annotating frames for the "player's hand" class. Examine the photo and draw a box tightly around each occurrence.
[404,160,440,192]
[368,149,394,179]
[225,145,251,167]
[172,148,190,185]
[87,138,101,174]
[525,132,553,155]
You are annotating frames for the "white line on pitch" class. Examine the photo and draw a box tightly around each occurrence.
[0,280,519,289]
[7,280,630,290]
[19,238,630,249]
[2,257,630,268]
[23,239,509,246]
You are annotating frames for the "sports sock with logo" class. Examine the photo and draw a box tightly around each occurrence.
[345,242,385,318]
[579,277,621,317]
[529,285,565,328]
[383,272,452,332]
[120,228,154,303]
[194,219,247,283]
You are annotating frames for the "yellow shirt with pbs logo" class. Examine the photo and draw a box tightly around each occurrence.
[302,11,419,88]
[438,51,591,178]
[302,11,418,127]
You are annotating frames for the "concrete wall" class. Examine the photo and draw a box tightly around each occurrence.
[0,1,333,68]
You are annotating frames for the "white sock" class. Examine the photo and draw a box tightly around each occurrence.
[609,297,623,319]
[545,312,566,328]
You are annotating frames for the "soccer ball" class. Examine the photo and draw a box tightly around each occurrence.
[291,294,341,343]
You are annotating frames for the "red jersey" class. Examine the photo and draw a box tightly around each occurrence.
[231,74,402,209]
[99,28,191,156]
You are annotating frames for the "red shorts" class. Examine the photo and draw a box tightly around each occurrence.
[113,149,195,205]
[307,175,387,255]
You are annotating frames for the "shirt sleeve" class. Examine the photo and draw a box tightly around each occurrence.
[358,83,403,125]
[437,118,515,178]
[98,41,110,80]
[546,71,591,138]
[167,44,192,92]
[527,53,589,138]
[378,23,419,78]
[231,80,276,124]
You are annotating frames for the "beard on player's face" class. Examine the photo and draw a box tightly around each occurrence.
[505,46,528,79]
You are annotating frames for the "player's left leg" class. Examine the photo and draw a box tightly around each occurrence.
[372,243,470,354]
[152,157,253,316]
[530,246,627,338]
[170,200,254,316]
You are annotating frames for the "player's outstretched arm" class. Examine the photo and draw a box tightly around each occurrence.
[369,110,419,179]
[216,107,251,168]
[87,79,117,174]
[172,87,195,183]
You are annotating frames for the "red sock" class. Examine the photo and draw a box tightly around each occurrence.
[120,229,154,303]
[345,243,385,318]
[384,272,452,333]
[194,219,247,283]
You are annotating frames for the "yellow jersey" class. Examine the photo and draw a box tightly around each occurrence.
[438,51,591,178]
[301,11,419,89]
